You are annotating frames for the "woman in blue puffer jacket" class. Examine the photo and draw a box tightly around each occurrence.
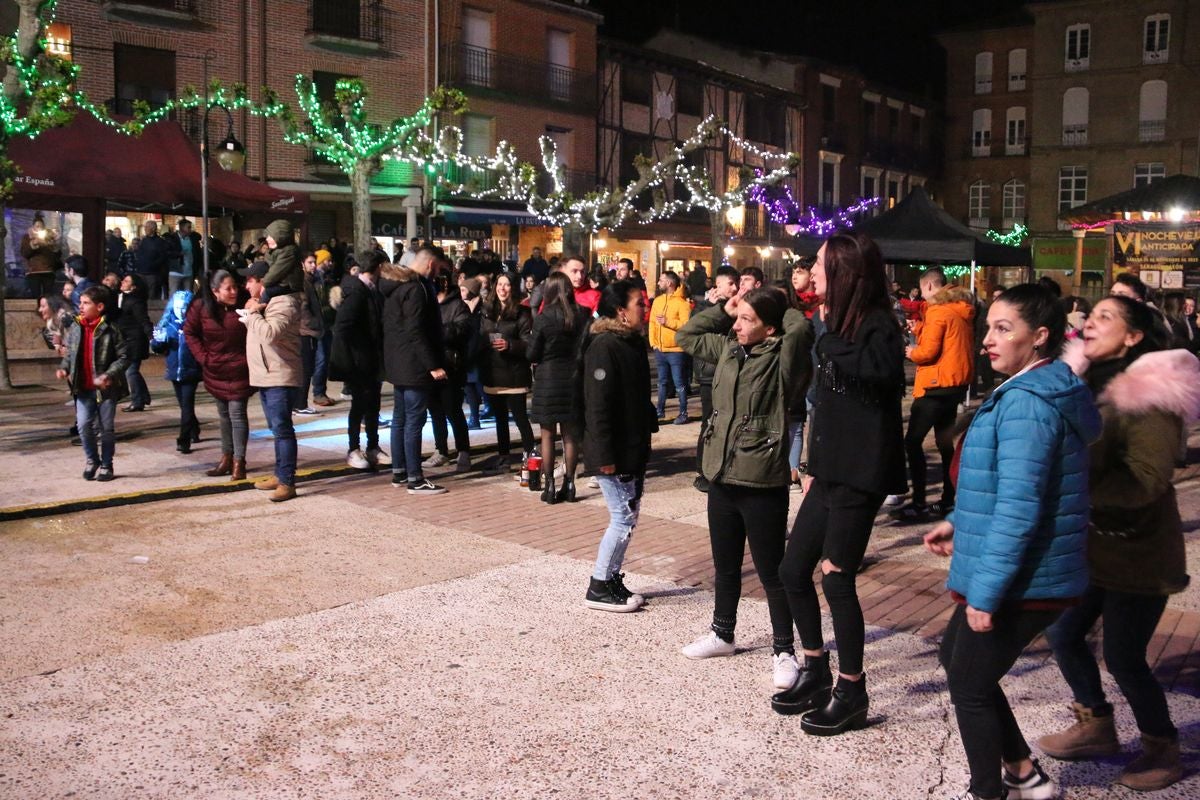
[923,283,1101,800]
[152,290,202,453]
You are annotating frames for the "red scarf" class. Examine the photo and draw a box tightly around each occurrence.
[79,315,101,391]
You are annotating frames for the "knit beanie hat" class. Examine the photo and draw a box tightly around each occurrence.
[265,219,294,245]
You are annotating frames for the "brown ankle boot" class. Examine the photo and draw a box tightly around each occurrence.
[254,475,279,491]
[231,458,246,480]
[269,484,297,503]
[205,454,233,477]
[1118,733,1182,791]
[1036,702,1119,760]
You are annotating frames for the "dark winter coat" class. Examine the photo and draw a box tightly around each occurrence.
[678,304,813,488]
[380,263,444,388]
[478,303,533,390]
[59,315,129,401]
[807,308,907,495]
[581,317,658,475]
[134,233,171,278]
[527,304,591,425]
[439,293,473,386]
[329,274,383,384]
[183,298,252,402]
[151,291,201,383]
[115,276,152,361]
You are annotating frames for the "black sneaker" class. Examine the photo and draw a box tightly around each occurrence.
[406,478,447,495]
[390,472,408,487]
[1003,757,1057,800]
[82,461,98,481]
[889,503,931,523]
[927,501,953,519]
[585,577,641,613]
[96,466,114,482]
[609,573,644,606]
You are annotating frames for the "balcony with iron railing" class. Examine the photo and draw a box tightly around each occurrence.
[102,0,197,25]
[1139,119,1166,143]
[1062,125,1088,146]
[441,43,596,113]
[306,0,383,53]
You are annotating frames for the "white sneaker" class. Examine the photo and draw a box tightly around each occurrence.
[681,631,736,659]
[365,446,388,468]
[422,452,450,468]
[883,494,905,507]
[587,475,600,489]
[553,462,566,480]
[338,390,353,401]
[773,652,801,689]
[455,451,471,472]
[347,449,370,470]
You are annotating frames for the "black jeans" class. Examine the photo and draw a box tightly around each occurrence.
[290,335,317,411]
[940,604,1061,799]
[172,380,199,440]
[1045,585,1175,738]
[346,379,382,452]
[904,391,963,507]
[429,381,470,455]
[706,481,794,654]
[489,392,535,456]
[779,478,883,676]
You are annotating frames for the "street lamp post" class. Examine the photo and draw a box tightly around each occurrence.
[199,51,246,278]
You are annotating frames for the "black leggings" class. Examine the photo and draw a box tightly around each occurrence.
[488,392,535,456]
[706,481,795,654]
[429,381,470,455]
[779,477,884,676]
[346,379,381,452]
[904,392,962,507]
[940,604,1061,799]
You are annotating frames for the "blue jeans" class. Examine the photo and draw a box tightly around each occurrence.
[259,386,297,485]
[125,357,151,407]
[76,392,117,468]
[1045,585,1175,738]
[787,419,805,471]
[592,473,644,580]
[655,350,688,418]
[391,385,430,481]
[311,331,332,399]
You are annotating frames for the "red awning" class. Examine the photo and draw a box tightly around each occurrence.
[9,112,308,219]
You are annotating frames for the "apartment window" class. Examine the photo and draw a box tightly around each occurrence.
[1058,166,1088,213]
[1002,180,1025,226]
[619,133,652,184]
[910,115,922,147]
[745,95,785,147]
[114,44,175,115]
[1144,14,1169,63]
[1138,80,1167,142]
[819,155,842,207]
[969,181,990,226]
[462,114,493,157]
[887,176,902,207]
[544,127,572,168]
[676,79,703,117]
[861,168,880,202]
[887,106,900,139]
[546,29,572,102]
[821,83,836,124]
[1065,23,1090,71]
[862,100,877,140]
[1008,48,1027,91]
[971,108,992,156]
[462,7,494,86]
[621,67,651,106]
[974,51,993,94]
[1005,107,1027,155]
[1134,162,1166,188]
[1062,87,1089,145]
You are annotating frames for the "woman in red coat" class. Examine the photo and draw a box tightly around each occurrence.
[183,269,253,479]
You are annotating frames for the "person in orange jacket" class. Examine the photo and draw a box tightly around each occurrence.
[649,271,693,424]
[892,267,975,522]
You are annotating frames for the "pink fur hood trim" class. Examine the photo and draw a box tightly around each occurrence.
[1100,349,1200,423]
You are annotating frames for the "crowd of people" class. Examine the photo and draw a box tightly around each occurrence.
[40,222,1199,800]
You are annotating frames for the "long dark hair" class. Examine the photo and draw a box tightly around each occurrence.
[485,272,523,321]
[1101,294,1169,361]
[541,271,578,331]
[596,280,641,320]
[822,232,893,341]
[203,268,241,321]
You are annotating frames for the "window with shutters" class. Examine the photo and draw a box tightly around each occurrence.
[1144,14,1169,63]
[975,52,993,94]
[1005,107,1026,155]
[462,114,492,157]
[1008,49,1027,91]
[1062,88,1089,145]
[972,108,992,156]
[1138,80,1167,142]
[1065,24,1090,71]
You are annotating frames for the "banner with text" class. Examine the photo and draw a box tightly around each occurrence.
[1113,223,1200,290]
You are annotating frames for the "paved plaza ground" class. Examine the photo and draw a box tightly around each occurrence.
[1,373,1199,799]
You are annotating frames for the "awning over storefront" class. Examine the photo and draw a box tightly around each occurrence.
[9,112,308,220]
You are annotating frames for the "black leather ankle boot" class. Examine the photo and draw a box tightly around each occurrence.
[771,652,833,715]
[801,674,868,736]
[541,475,557,504]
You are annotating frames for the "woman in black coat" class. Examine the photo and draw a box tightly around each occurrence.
[479,272,535,468]
[528,271,591,503]
[116,273,153,411]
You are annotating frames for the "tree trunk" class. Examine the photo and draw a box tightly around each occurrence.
[562,222,588,264]
[710,209,725,271]
[349,160,375,257]
[0,206,11,390]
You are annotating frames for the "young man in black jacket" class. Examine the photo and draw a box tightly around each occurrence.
[329,250,387,471]
[381,246,448,495]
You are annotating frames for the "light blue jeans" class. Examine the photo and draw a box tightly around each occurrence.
[592,473,645,580]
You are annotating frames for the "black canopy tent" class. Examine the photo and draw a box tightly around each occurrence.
[792,187,1031,273]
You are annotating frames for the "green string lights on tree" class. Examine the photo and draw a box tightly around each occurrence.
[914,224,1030,279]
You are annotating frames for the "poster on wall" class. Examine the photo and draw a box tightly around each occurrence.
[1112,223,1200,289]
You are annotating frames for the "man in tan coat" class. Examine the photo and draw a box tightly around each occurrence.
[240,260,303,501]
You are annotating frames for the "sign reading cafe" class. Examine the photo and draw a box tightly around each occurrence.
[1112,222,1200,290]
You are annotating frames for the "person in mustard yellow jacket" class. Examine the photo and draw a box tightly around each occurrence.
[649,271,693,424]
[892,267,975,522]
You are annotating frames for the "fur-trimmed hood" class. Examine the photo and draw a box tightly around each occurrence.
[590,316,640,337]
[1100,349,1200,423]
[379,262,418,284]
[927,285,975,306]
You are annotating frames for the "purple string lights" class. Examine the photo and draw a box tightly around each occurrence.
[746,178,881,237]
